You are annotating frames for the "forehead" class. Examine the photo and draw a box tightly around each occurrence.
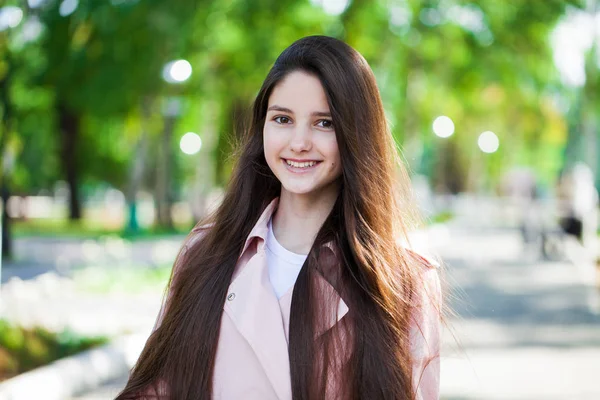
[268,71,330,111]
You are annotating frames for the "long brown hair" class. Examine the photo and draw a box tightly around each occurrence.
[117,35,435,400]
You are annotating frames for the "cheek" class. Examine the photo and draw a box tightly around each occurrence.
[331,157,342,179]
[324,137,341,172]
[263,127,282,159]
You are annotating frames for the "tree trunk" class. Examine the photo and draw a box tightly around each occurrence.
[57,102,82,220]
[0,58,13,260]
[155,107,176,230]
[1,185,10,260]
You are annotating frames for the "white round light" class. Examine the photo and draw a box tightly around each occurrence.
[21,17,43,43]
[59,0,78,17]
[432,116,455,138]
[163,59,192,83]
[180,132,202,155]
[27,0,47,8]
[478,131,499,153]
[310,0,349,16]
[0,6,23,31]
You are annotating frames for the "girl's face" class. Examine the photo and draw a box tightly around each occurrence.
[263,71,342,200]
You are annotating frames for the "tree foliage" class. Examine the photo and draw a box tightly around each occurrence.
[1,0,592,213]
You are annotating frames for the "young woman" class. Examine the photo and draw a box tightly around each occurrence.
[117,35,442,400]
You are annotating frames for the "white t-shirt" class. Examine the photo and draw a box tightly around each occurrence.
[266,219,307,299]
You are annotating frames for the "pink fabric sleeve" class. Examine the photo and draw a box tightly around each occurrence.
[410,265,442,400]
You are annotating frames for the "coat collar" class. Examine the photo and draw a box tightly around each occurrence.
[238,197,340,262]
[238,197,279,258]
[224,197,349,400]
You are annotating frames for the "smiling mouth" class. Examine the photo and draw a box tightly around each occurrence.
[282,158,322,170]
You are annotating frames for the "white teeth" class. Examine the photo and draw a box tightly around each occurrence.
[286,160,316,168]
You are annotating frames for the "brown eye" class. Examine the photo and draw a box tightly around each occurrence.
[317,119,333,129]
[274,116,291,124]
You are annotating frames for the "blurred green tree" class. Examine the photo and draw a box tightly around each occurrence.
[33,0,202,221]
[1,0,592,239]
[351,0,584,192]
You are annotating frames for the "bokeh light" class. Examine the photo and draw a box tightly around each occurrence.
[180,132,202,155]
[27,0,47,8]
[310,0,349,16]
[432,116,455,138]
[59,0,78,17]
[162,60,192,83]
[0,6,23,31]
[478,131,499,153]
[551,9,600,87]
[19,17,44,44]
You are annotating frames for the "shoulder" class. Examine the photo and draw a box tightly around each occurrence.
[403,248,442,312]
[186,223,214,248]
[405,250,442,360]
[405,248,440,271]
[190,222,214,237]
[191,222,214,233]
[174,223,214,273]
[405,249,441,291]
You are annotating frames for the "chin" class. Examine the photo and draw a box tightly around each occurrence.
[281,184,317,196]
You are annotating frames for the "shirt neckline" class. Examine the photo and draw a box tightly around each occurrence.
[266,218,308,263]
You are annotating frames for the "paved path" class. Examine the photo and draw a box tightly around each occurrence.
[437,225,600,399]
[1,235,186,284]
[71,377,127,400]
[11,226,600,400]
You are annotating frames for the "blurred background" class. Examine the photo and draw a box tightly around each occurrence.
[0,0,599,399]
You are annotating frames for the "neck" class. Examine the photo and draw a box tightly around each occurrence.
[272,184,339,254]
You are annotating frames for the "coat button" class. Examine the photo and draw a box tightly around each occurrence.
[227,293,236,301]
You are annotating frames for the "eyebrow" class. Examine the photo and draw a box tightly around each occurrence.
[267,105,331,118]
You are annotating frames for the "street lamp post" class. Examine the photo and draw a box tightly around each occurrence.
[476,130,500,193]
[432,115,455,193]
[154,59,192,230]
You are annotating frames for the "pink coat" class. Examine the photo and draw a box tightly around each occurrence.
[154,199,441,399]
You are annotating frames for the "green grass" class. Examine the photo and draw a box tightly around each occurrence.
[0,320,108,382]
[429,210,455,224]
[12,218,191,240]
[72,264,173,295]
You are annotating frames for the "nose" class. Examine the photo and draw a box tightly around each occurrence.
[289,124,312,153]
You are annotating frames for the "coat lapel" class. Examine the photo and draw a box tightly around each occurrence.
[224,249,292,400]
[279,276,349,343]
[223,198,349,400]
